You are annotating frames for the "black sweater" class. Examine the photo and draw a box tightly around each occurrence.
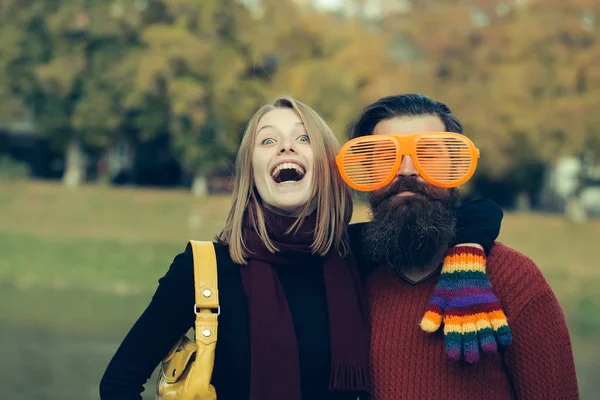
[99,224,371,400]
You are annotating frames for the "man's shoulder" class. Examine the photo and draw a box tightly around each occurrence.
[487,241,547,285]
[486,242,552,317]
[488,242,537,268]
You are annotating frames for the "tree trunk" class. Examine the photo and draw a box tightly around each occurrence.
[191,172,208,197]
[515,191,532,212]
[565,196,588,223]
[188,172,208,230]
[62,136,85,188]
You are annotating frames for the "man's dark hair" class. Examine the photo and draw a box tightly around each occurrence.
[347,94,463,139]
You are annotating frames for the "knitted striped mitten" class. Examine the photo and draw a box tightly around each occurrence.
[420,246,512,363]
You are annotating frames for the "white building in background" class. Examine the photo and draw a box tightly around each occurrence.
[294,0,411,17]
[540,155,600,220]
[239,0,412,18]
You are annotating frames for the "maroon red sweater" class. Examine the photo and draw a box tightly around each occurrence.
[367,242,579,400]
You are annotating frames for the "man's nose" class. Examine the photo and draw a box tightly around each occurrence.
[397,155,419,178]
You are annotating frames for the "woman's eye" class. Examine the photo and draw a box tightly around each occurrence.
[262,138,275,145]
[298,135,310,142]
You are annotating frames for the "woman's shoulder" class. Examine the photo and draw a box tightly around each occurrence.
[348,222,368,241]
[347,222,369,256]
[157,241,241,304]
[164,241,238,282]
[347,222,376,280]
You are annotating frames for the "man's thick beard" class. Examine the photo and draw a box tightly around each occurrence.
[363,177,459,276]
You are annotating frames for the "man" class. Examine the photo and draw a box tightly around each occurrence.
[345,94,578,399]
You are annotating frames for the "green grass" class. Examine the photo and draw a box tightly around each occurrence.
[0,180,599,399]
[0,232,181,293]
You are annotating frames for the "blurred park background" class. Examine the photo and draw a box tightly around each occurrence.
[0,0,599,399]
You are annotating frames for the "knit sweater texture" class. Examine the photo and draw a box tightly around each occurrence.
[367,242,579,400]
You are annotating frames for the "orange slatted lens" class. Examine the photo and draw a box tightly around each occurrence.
[336,136,400,192]
[414,135,478,188]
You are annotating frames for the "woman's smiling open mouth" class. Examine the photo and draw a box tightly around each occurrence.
[270,161,306,184]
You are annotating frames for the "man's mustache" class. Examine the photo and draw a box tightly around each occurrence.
[370,176,449,207]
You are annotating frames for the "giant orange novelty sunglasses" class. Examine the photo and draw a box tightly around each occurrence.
[336,132,480,191]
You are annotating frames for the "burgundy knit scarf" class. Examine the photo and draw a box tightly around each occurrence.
[239,207,372,400]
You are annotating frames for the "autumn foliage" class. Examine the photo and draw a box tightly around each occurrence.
[0,0,598,195]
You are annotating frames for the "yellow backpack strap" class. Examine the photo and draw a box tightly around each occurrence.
[189,240,219,345]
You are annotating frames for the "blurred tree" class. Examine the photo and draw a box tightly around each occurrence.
[378,0,600,201]
[3,0,597,201]
[0,1,32,123]
[0,0,141,187]
[254,1,399,141]
[116,0,267,195]
[114,0,399,193]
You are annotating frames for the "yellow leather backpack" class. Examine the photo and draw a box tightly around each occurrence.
[156,240,219,400]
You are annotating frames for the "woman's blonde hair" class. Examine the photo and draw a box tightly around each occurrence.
[216,96,353,264]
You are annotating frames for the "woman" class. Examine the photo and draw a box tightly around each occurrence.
[99,96,501,400]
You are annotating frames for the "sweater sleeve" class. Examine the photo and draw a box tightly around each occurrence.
[502,286,579,399]
[99,244,196,399]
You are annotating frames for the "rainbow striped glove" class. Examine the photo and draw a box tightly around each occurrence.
[420,246,512,363]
